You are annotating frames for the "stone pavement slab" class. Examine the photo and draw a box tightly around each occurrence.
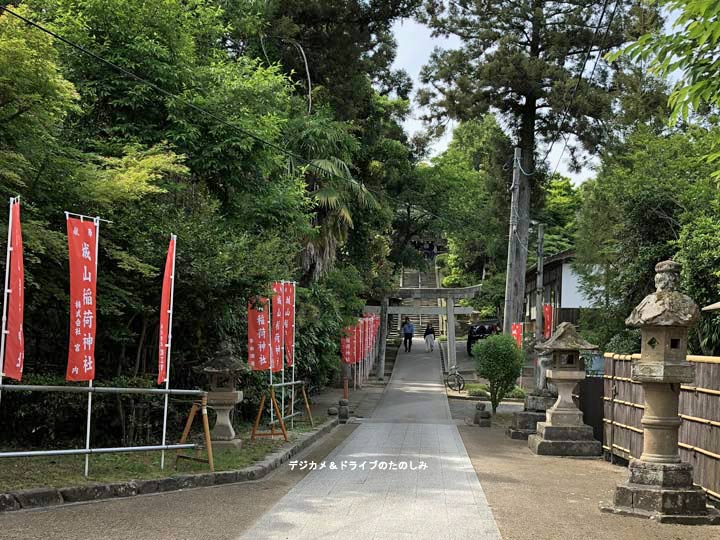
[238,339,502,540]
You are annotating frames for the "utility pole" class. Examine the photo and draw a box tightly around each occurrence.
[503,147,521,334]
[534,222,545,345]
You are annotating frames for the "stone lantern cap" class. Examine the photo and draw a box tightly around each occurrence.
[198,340,245,375]
[536,322,598,352]
[625,260,699,328]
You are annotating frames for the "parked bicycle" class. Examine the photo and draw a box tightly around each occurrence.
[444,364,465,391]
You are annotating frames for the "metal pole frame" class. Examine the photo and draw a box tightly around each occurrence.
[83,216,101,477]
[269,298,273,436]
[280,281,285,429]
[160,234,177,470]
[503,147,521,334]
[290,281,296,429]
[0,197,16,409]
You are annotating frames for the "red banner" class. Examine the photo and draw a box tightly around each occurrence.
[158,236,175,385]
[66,217,98,382]
[3,199,24,381]
[543,304,553,339]
[283,282,295,366]
[353,324,360,364]
[248,298,270,371]
[271,282,284,372]
[511,323,523,349]
[340,327,353,364]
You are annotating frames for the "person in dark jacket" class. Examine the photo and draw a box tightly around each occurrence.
[423,323,436,352]
[401,317,414,352]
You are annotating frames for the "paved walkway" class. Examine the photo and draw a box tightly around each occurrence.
[240,338,501,540]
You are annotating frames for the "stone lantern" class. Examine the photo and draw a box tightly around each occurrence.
[200,341,244,449]
[604,260,719,523]
[528,322,601,456]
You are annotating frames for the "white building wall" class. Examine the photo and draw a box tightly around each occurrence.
[560,263,593,309]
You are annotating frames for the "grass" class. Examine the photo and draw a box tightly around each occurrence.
[464,383,526,400]
[0,418,327,492]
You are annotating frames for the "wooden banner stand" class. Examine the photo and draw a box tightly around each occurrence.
[251,387,289,441]
[289,384,314,428]
[175,395,215,471]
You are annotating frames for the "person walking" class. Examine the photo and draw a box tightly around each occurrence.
[401,317,415,352]
[423,323,436,352]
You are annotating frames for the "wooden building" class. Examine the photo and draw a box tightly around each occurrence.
[524,249,593,334]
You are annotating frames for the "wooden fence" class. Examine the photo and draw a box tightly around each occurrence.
[603,352,720,501]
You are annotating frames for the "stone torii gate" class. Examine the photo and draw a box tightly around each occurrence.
[366,284,483,381]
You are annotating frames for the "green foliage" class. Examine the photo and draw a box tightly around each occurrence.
[472,335,524,413]
[574,124,719,350]
[616,0,720,127]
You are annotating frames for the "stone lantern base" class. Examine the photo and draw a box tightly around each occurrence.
[208,390,243,450]
[601,460,720,524]
[528,422,601,456]
[507,392,556,440]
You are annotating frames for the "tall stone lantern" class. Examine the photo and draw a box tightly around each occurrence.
[199,341,244,449]
[528,322,601,456]
[604,260,719,523]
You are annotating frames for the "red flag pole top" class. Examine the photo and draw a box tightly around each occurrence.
[158,235,176,385]
[66,215,99,382]
[248,298,270,371]
[1,197,24,382]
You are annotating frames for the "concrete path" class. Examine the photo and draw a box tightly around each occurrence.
[239,338,502,540]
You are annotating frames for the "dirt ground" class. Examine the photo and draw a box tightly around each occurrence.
[459,421,720,540]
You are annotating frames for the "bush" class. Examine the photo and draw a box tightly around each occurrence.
[472,335,524,413]
[605,329,641,354]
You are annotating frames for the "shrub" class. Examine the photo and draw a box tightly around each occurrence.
[473,335,524,413]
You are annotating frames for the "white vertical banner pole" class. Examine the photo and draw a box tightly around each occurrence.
[269,295,274,436]
[0,197,15,409]
[160,234,177,471]
[84,216,100,477]
[290,281,296,429]
[280,281,285,425]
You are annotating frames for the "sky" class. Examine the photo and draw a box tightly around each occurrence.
[391,18,595,184]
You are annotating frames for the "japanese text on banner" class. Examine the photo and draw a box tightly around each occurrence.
[3,200,24,381]
[283,282,295,366]
[248,298,270,371]
[66,217,98,382]
[511,323,523,349]
[543,304,553,339]
[158,236,175,385]
[271,282,284,372]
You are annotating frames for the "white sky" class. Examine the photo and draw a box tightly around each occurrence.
[391,18,595,184]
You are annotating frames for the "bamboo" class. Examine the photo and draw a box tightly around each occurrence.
[678,442,720,461]
[681,385,720,396]
[603,418,643,434]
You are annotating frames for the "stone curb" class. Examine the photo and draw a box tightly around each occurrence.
[447,394,525,403]
[0,418,339,513]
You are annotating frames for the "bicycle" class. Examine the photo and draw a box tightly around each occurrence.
[444,364,465,391]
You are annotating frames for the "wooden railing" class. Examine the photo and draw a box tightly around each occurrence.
[603,352,720,500]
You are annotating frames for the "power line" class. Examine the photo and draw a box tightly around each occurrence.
[0,6,465,230]
[541,0,614,171]
[550,0,621,177]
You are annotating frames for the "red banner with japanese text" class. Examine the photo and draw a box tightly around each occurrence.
[157,236,175,385]
[271,282,284,372]
[353,323,361,364]
[543,304,553,339]
[511,323,523,349]
[283,282,295,366]
[3,199,24,381]
[248,298,270,371]
[340,327,353,364]
[66,217,98,382]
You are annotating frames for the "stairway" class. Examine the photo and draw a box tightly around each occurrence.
[390,265,441,337]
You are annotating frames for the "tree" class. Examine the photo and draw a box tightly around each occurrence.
[417,0,659,326]
[473,334,524,413]
[617,0,720,127]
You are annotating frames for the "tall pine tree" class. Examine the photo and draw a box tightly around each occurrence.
[417,0,658,326]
